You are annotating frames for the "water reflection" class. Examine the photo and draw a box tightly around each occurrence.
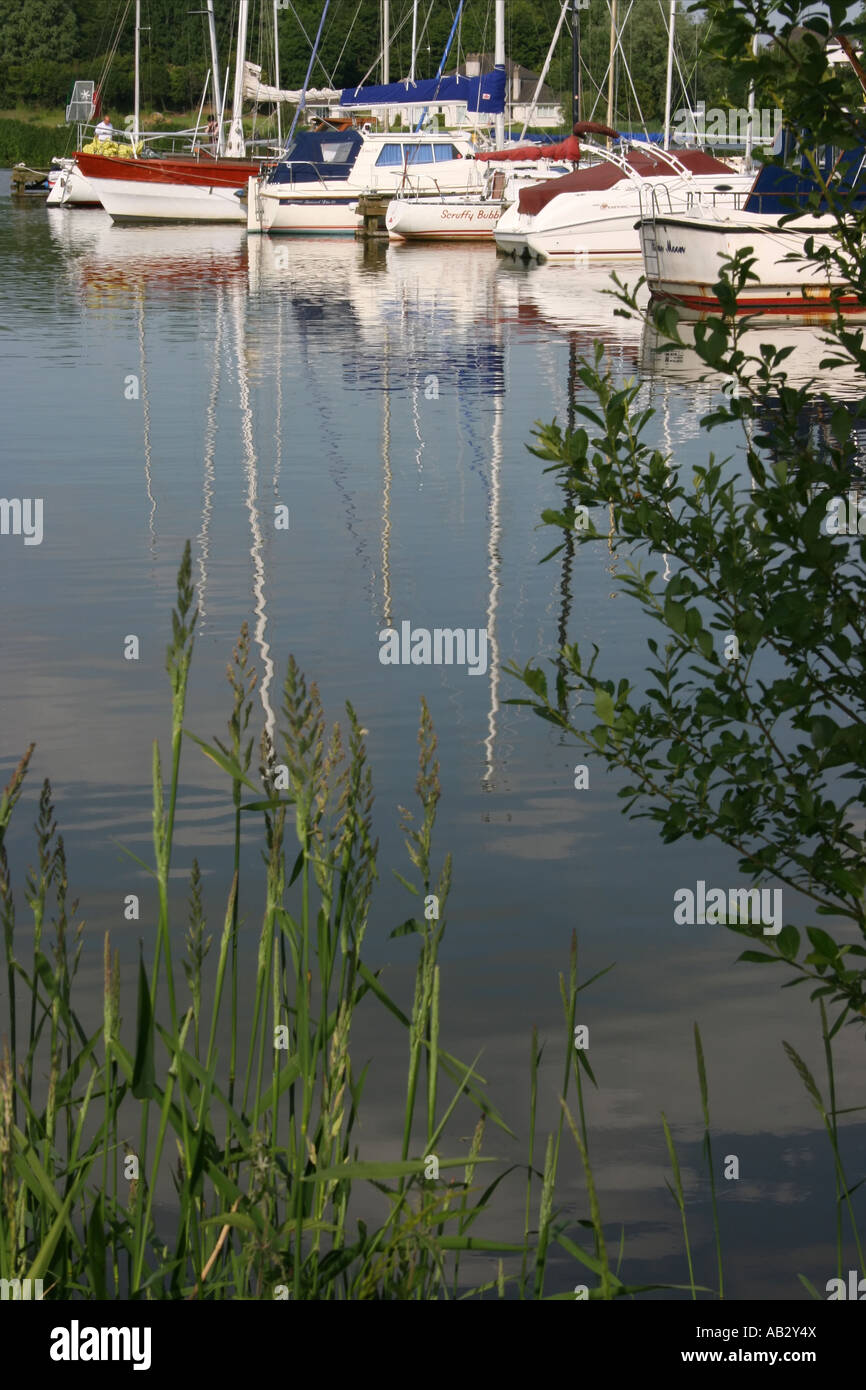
[248,236,510,785]
[4,196,863,1297]
[640,315,863,399]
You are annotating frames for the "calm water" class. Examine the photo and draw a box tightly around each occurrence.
[1,174,862,1298]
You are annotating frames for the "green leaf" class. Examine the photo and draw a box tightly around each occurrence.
[184,730,261,794]
[302,1156,496,1183]
[782,1041,824,1114]
[594,688,615,726]
[389,918,422,939]
[131,954,157,1100]
[777,925,800,961]
[664,598,687,635]
[86,1192,107,1300]
[806,927,839,962]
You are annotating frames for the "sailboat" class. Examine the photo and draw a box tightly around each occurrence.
[495,1,752,259]
[247,0,504,236]
[639,132,866,315]
[47,79,104,208]
[495,139,752,259]
[71,0,276,223]
[385,131,580,242]
[48,1,231,211]
[385,0,571,243]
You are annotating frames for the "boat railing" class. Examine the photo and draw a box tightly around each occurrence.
[383,168,487,201]
[261,162,335,193]
[571,137,694,190]
[645,183,676,217]
[77,122,279,161]
[683,186,748,213]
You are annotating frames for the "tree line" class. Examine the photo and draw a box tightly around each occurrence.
[0,0,738,125]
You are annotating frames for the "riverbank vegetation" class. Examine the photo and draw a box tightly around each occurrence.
[0,545,723,1300]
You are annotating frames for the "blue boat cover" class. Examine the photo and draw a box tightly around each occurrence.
[268,127,364,183]
[339,68,506,114]
[745,133,866,214]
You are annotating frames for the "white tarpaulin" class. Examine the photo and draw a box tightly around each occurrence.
[242,61,339,105]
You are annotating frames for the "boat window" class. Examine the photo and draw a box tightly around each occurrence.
[433,144,460,162]
[405,144,435,164]
[375,143,405,166]
[321,141,354,163]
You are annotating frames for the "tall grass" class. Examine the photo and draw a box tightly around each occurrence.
[0,119,64,168]
[0,546,856,1299]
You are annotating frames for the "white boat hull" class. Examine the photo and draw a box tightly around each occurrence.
[96,176,248,224]
[639,209,857,313]
[493,203,532,254]
[498,174,753,260]
[46,161,101,207]
[385,197,503,240]
[248,180,360,234]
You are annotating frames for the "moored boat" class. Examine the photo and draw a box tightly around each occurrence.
[638,134,866,314]
[248,127,482,236]
[47,156,103,208]
[384,131,583,242]
[495,144,752,259]
[74,148,265,223]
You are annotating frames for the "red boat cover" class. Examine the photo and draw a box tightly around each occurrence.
[476,134,584,163]
[573,121,619,139]
[517,147,735,216]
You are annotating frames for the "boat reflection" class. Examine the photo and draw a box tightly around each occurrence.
[46,208,247,301]
[640,313,863,399]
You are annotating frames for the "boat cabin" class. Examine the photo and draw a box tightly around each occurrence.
[267,128,477,190]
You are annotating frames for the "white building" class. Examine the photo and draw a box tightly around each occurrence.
[454,54,564,129]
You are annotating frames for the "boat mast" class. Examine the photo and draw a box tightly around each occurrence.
[572,0,586,126]
[572,0,580,126]
[205,0,224,153]
[663,0,675,150]
[134,0,141,144]
[744,34,758,168]
[383,0,390,130]
[226,0,250,156]
[410,0,419,82]
[285,0,331,147]
[273,0,282,147]
[606,0,617,131]
[495,0,505,149]
[519,0,569,140]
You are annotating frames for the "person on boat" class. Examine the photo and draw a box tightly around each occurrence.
[94,114,114,143]
[206,114,218,151]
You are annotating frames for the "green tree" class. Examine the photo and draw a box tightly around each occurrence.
[0,0,78,64]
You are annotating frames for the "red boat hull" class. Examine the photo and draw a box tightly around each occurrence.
[75,151,264,189]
